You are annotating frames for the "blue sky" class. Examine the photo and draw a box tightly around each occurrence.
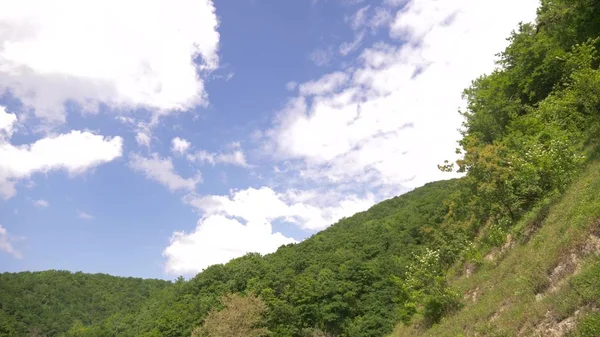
[0,0,539,279]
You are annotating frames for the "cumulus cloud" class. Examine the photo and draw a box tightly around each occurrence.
[184,187,374,231]
[171,137,191,155]
[128,153,201,192]
[0,225,23,259]
[0,0,220,125]
[164,186,374,274]
[164,215,296,274]
[266,0,539,190]
[0,106,123,199]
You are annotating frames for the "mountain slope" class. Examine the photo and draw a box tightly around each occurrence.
[392,158,600,336]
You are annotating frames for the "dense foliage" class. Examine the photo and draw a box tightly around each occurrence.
[0,271,170,336]
[453,0,600,234]
[3,0,600,335]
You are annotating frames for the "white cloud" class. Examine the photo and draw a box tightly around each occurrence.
[347,5,370,30]
[183,187,374,231]
[187,149,248,167]
[340,32,365,56]
[128,153,201,192]
[0,225,23,259]
[0,106,123,199]
[0,0,220,125]
[309,48,334,67]
[164,186,374,274]
[171,137,191,155]
[0,107,18,139]
[266,0,539,190]
[163,214,296,274]
[77,210,94,220]
[298,72,349,96]
[135,132,151,148]
[33,199,49,208]
[369,7,393,30]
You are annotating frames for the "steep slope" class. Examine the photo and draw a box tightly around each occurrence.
[389,0,600,334]
[392,159,600,336]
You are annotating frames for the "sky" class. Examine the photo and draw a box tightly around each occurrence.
[0,0,540,280]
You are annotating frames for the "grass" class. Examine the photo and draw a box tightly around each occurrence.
[391,160,600,336]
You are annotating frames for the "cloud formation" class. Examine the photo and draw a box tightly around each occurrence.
[162,0,540,275]
[0,0,220,125]
[164,186,374,274]
[171,137,192,155]
[128,153,202,192]
[164,215,296,274]
[0,106,123,199]
[267,0,539,191]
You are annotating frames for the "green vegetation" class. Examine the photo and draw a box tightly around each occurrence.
[392,0,600,334]
[191,293,269,337]
[0,271,170,336]
[2,0,600,336]
[392,159,600,336]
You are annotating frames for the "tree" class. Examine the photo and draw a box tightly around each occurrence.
[191,293,269,337]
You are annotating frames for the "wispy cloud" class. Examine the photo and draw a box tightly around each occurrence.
[309,47,334,66]
[186,149,249,168]
[0,225,23,259]
[77,210,95,220]
[128,153,202,192]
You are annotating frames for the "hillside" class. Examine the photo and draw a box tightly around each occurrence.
[1,179,460,336]
[0,271,170,336]
[392,158,600,336]
[390,0,600,334]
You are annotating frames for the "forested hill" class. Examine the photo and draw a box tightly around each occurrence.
[1,179,462,336]
[0,271,171,336]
